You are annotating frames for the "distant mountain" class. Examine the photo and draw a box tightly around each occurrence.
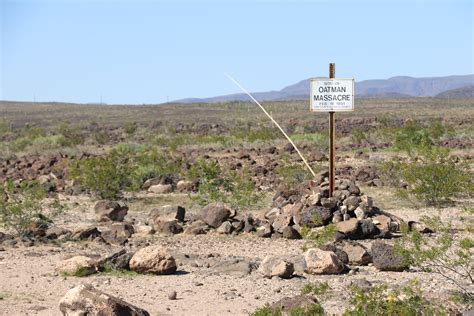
[177,74,474,103]
[435,85,474,98]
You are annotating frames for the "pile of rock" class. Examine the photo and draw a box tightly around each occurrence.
[262,172,399,241]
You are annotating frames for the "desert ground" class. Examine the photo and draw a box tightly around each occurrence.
[0,98,473,315]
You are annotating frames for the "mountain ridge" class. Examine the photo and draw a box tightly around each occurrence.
[177,74,474,103]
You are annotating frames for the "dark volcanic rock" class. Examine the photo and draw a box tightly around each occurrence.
[371,241,407,272]
[200,203,231,228]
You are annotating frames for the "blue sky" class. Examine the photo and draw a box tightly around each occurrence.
[1,0,473,104]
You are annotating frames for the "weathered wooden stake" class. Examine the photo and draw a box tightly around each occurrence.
[329,63,336,197]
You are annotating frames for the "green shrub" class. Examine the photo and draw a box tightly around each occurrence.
[0,180,62,236]
[276,164,313,188]
[301,281,331,298]
[343,281,445,315]
[93,131,110,145]
[9,137,32,152]
[395,214,474,299]
[69,145,184,197]
[250,303,324,316]
[300,224,337,250]
[57,123,85,147]
[188,159,263,211]
[124,122,138,135]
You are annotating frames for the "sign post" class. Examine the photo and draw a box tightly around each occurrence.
[310,63,354,197]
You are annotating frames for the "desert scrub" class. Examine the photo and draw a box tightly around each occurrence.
[301,281,331,300]
[57,123,85,147]
[69,145,184,197]
[276,164,314,188]
[250,303,324,316]
[300,224,337,250]
[381,146,472,206]
[395,213,474,299]
[343,280,445,315]
[0,180,62,236]
[187,159,263,211]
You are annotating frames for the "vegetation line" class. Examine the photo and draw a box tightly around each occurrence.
[225,73,317,177]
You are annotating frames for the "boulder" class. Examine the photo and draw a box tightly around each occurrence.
[335,218,360,239]
[59,284,149,316]
[72,227,101,240]
[212,258,256,276]
[129,246,177,275]
[340,241,372,265]
[154,220,183,235]
[57,256,97,276]
[372,215,392,238]
[319,244,349,264]
[282,226,301,239]
[176,180,194,192]
[149,205,185,223]
[271,214,293,233]
[102,222,135,244]
[359,219,378,237]
[184,220,208,235]
[295,206,333,227]
[258,256,294,279]
[148,184,173,194]
[200,203,231,228]
[271,295,322,314]
[142,177,163,190]
[94,201,128,222]
[304,248,345,275]
[371,241,407,272]
[343,196,360,212]
[264,208,281,221]
[256,223,272,238]
[216,221,233,234]
[102,250,135,270]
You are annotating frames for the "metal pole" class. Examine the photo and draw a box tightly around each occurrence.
[329,63,336,197]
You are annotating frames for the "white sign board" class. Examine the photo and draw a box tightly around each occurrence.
[310,78,355,112]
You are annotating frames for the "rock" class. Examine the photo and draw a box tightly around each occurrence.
[354,207,366,220]
[372,215,392,238]
[343,196,360,212]
[129,246,177,275]
[335,218,360,239]
[319,244,349,264]
[212,258,256,276]
[59,284,149,316]
[142,177,163,190]
[184,220,208,235]
[350,278,373,291]
[360,195,373,212]
[56,256,97,276]
[176,180,194,192]
[359,219,378,238]
[94,200,128,222]
[256,223,272,238]
[282,226,301,239]
[200,203,231,228]
[320,197,338,209]
[154,220,183,235]
[242,215,257,233]
[264,208,281,221]
[332,211,343,223]
[295,206,333,227]
[103,250,135,270]
[408,221,433,233]
[45,226,71,240]
[371,241,407,272]
[271,295,322,313]
[102,222,135,244]
[258,256,294,279]
[72,227,101,240]
[304,248,345,275]
[216,221,233,234]
[168,291,177,300]
[348,183,361,195]
[340,241,372,265]
[148,184,173,194]
[149,205,185,223]
[134,225,155,236]
[271,214,293,233]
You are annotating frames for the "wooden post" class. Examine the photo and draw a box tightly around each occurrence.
[329,63,336,197]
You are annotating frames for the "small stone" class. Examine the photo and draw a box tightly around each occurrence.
[354,207,366,220]
[216,221,233,234]
[168,291,177,300]
[282,226,301,239]
[148,184,173,194]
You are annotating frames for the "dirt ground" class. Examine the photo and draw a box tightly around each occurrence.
[1,191,471,316]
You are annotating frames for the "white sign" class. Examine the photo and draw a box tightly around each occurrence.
[310,78,355,112]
